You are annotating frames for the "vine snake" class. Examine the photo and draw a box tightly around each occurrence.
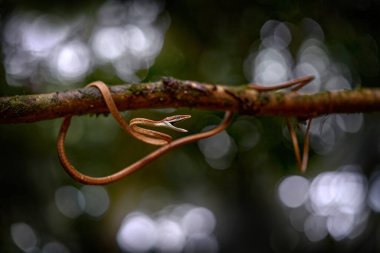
[57,76,313,185]
[57,81,234,185]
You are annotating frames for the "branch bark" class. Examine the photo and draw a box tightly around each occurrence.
[1,77,380,124]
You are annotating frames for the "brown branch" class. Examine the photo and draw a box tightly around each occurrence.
[1,77,380,124]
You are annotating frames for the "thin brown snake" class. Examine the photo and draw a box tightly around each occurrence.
[57,81,234,185]
[57,77,314,185]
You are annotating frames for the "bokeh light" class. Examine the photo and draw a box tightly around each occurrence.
[55,185,85,219]
[198,126,237,170]
[80,185,110,217]
[49,41,91,82]
[117,212,158,252]
[368,172,380,212]
[42,241,70,253]
[2,0,168,88]
[10,222,38,252]
[117,204,218,253]
[55,185,109,218]
[278,176,310,208]
[155,218,185,252]
[278,166,369,242]
[308,113,364,155]
[245,18,354,96]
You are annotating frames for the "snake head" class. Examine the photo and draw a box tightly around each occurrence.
[159,115,191,132]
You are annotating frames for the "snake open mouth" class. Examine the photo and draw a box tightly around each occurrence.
[160,115,191,132]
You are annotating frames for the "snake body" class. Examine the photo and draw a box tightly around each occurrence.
[57,81,233,185]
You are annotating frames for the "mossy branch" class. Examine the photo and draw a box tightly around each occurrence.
[1,77,380,124]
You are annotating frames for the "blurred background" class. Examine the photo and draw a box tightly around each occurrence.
[1,0,380,252]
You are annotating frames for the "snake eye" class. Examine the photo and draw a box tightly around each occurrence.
[170,116,182,122]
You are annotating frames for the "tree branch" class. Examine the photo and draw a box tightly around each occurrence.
[1,77,380,124]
